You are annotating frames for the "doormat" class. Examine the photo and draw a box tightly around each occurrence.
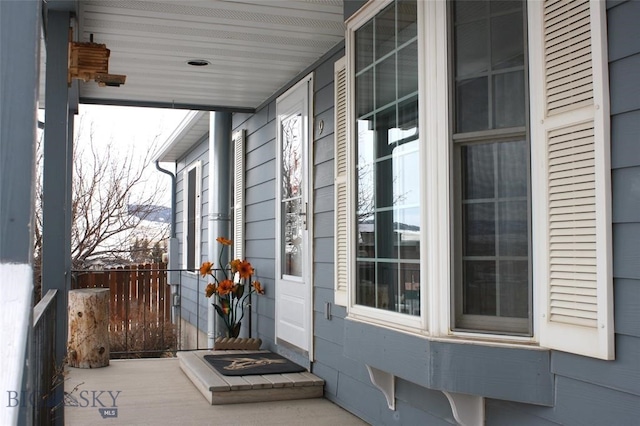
[203,352,306,376]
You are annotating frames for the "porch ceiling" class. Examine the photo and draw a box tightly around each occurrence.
[72,0,345,111]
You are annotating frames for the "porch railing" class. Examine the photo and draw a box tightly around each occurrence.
[71,265,238,356]
[72,264,175,358]
[32,289,58,425]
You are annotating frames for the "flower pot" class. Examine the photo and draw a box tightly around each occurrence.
[227,321,242,338]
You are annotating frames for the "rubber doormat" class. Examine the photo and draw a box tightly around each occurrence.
[203,352,306,376]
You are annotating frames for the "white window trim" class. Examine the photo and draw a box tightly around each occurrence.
[182,161,201,272]
[342,0,613,357]
[346,0,425,332]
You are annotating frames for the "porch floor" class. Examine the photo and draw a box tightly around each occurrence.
[64,357,367,425]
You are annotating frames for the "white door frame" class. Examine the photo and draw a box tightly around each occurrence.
[275,73,314,360]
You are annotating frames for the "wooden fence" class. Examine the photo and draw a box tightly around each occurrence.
[74,263,174,356]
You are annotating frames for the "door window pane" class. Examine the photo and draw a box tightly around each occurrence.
[282,199,303,277]
[281,114,302,198]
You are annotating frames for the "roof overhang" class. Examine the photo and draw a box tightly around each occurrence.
[57,0,345,112]
[154,110,209,163]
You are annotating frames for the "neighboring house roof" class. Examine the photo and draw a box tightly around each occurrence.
[154,110,209,162]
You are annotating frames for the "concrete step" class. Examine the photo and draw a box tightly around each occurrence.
[178,350,324,405]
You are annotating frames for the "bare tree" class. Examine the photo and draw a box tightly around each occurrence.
[33,117,169,300]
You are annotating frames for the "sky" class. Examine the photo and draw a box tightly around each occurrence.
[72,105,189,206]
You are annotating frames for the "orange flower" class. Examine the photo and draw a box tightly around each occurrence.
[229,259,241,274]
[252,281,265,295]
[237,260,254,279]
[200,261,214,277]
[217,279,235,296]
[205,283,217,298]
[216,237,232,246]
[220,299,230,315]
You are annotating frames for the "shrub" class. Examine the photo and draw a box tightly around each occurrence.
[109,305,177,359]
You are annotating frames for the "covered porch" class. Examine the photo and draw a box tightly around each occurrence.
[0,0,348,424]
[64,357,365,425]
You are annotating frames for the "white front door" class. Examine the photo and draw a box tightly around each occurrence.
[275,74,313,357]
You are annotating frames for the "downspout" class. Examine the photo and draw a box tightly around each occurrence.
[155,161,179,323]
[208,111,232,347]
[155,161,176,238]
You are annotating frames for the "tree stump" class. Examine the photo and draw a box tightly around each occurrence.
[67,288,110,368]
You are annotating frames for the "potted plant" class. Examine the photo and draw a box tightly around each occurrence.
[200,237,265,338]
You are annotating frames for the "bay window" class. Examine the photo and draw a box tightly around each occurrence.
[336,0,613,359]
[451,0,531,334]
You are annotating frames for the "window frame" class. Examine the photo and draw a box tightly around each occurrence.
[342,0,613,357]
[346,0,426,332]
[449,0,533,336]
[346,0,537,342]
[182,161,201,272]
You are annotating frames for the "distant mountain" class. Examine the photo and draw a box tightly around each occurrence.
[127,204,171,223]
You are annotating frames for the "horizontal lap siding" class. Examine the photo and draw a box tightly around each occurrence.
[556,0,640,407]
[233,103,276,345]
[235,3,639,420]
[175,138,210,336]
[491,2,640,423]
[311,48,379,420]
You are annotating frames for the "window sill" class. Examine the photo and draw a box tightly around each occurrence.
[343,319,554,406]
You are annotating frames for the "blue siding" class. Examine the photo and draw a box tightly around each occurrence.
[483,1,640,423]
[233,100,277,345]
[174,135,210,338]
[217,1,640,423]
[615,279,640,338]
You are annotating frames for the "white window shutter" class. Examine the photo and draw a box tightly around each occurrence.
[182,169,189,269]
[530,0,613,359]
[334,56,348,306]
[233,129,245,260]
